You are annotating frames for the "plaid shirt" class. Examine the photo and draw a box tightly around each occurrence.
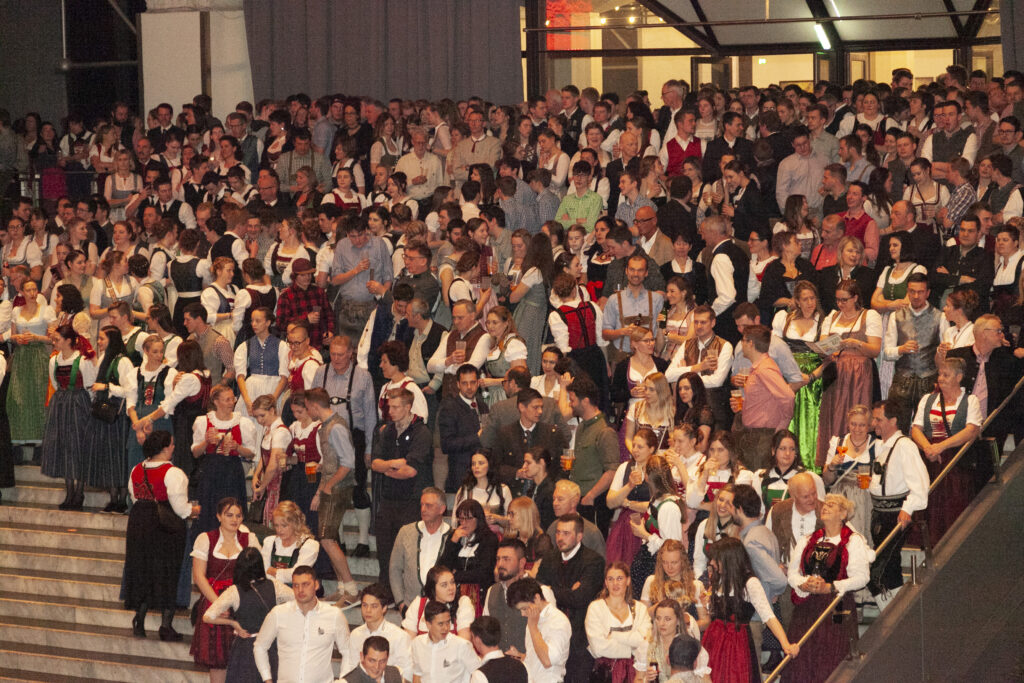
[275,283,334,348]
[944,182,975,238]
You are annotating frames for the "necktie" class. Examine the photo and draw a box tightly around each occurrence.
[471,139,477,152]
[523,429,530,445]
[160,203,166,214]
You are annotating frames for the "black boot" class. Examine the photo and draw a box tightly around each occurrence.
[67,483,85,511]
[58,480,74,510]
[132,606,147,638]
[114,487,130,514]
[158,609,181,641]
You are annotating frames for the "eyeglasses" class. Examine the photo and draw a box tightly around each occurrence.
[635,216,655,223]
[835,296,853,303]
[287,339,305,346]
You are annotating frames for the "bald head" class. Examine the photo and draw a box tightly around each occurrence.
[635,205,657,237]
[788,472,819,515]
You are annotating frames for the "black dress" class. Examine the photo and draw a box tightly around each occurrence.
[0,347,14,489]
[225,580,279,682]
[123,462,187,610]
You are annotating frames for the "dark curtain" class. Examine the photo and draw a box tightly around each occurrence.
[244,0,522,104]
[1003,0,1023,73]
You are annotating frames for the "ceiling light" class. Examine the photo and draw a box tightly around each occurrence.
[628,15,637,23]
[545,19,550,26]
[599,17,607,24]
[758,58,767,65]
[814,23,831,50]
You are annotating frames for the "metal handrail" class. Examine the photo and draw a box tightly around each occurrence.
[764,370,1024,683]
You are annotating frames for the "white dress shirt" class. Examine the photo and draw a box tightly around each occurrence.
[867,430,931,515]
[410,632,479,683]
[347,619,414,681]
[253,600,351,683]
[521,603,572,683]
[469,650,507,683]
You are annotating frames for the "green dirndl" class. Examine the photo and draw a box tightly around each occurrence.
[9,342,50,443]
[789,351,823,473]
[127,366,174,469]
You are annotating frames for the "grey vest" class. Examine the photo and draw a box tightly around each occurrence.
[930,127,972,164]
[893,306,942,375]
[988,181,1020,214]
[484,582,528,652]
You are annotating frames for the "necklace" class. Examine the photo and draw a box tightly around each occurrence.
[847,436,868,452]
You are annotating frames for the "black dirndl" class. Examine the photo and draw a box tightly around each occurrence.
[123,499,186,610]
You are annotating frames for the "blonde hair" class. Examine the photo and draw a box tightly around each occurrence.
[271,500,313,540]
[252,394,278,413]
[637,372,673,430]
[648,540,697,607]
[507,497,543,540]
[824,493,855,522]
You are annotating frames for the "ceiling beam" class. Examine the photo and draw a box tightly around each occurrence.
[687,0,719,49]
[635,0,718,54]
[941,0,967,38]
[805,0,842,50]
[963,0,993,38]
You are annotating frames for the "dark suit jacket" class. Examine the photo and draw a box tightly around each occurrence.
[660,259,709,306]
[947,345,1022,436]
[343,664,403,683]
[248,194,296,221]
[535,544,605,651]
[657,199,699,246]
[481,395,568,450]
[496,421,567,490]
[438,394,487,464]
[929,244,996,309]
[703,136,755,181]
[878,224,943,273]
[816,264,877,313]
[605,156,641,216]
[729,183,770,241]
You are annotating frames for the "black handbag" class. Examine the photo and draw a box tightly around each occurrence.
[91,354,125,423]
[141,469,181,533]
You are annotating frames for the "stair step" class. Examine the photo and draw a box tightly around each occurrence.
[0,568,135,604]
[0,640,206,683]
[0,521,126,555]
[11,466,59,486]
[0,668,100,682]
[0,545,124,579]
[0,616,193,663]
[1,485,111,510]
[0,591,194,637]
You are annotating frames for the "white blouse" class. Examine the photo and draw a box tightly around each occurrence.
[191,528,260,560]
[127,461,191,517]
[260,535,321,585]
[402,595,475,635]
[126,363,178,411]
[203,579,294,623]
[788,527,871,597]
[585,598,652,660]
[820,309,883,338]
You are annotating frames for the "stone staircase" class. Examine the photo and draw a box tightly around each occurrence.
[0,465,381,683]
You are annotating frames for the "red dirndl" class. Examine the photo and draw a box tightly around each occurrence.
[593,656,635,683]
[782,592,856,683]
[189,555,237,669]
[702,617,759,683]
[458,583,484,618]
[605,508,643,567]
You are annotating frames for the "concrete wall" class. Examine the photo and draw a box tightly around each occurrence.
[829,449,1024,682]
[0,0,67,124]
[140,9,253,124]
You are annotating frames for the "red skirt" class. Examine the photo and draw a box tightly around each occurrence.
[189,594,234,668]
[593,656,635,683]
[924,448,973,547]
[782,593,856,683]
[605,507,643,567]
[458,583,484,618]
[703,618,759,683]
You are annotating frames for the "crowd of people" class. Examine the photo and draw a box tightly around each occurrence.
[1,61,1023,683]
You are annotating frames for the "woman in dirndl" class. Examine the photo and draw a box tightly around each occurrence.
[509,233,554,375]
[126,335,178,469]
[190,497,260,683]
[629,455,685,600]
[605,427,658,567]
[438,499,498,617]
[201,257,238,348]
[585,561,651,683]
[84,326,135,512]
[783,494,869,683]
[752,430,826,517]
[0,346,14,501]
[813,279,882,469]
[480,306,527,406]
[703,537,798,683]
[203,547,295,683]
[190,384,257,535]
[9,278,55,449]
[820,404,876,544]
[910,357,982,547]
[250,395,292,523]
[169,340,211,480]
[773,280,826,469]
[124,430,195,641]
[281,391,322,531]
[401,565,476,639]
[40,325,97,510]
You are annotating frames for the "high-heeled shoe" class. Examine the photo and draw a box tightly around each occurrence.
[131,615,146,638]
[158,625,182,642]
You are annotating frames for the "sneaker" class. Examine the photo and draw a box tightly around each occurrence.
[353,543,370,558]
[333,592,359,608]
